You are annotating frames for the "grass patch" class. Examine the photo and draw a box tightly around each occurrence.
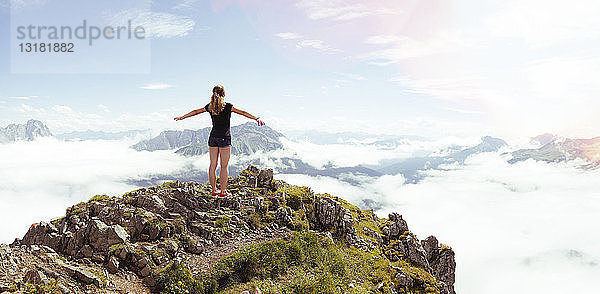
[88,194,110,203]
[156,231,440,294]
[214,216,231,229]
[279,186,312,210]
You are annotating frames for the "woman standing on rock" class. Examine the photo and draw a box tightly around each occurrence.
[174,85,265,197]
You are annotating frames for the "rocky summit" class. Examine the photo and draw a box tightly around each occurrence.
[0,166,456,294]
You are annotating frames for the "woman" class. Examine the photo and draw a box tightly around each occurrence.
[174,85,265,197]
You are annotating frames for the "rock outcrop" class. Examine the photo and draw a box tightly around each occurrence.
[1,166,456,293]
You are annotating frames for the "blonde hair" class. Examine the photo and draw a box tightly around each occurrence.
[208,85,226,115]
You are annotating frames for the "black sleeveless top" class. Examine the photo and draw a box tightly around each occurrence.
[205,102,233,139]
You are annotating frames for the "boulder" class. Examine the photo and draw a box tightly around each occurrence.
[257,169,273,188]
[107,256,119,274]
[275,207,293,226]
[422,236,456,294]
[382,213,409,239]
[311,197,356,243]
[24,269,49,285]
[387,233,429,268]
[87,219,129,252]
[62,264,103,287]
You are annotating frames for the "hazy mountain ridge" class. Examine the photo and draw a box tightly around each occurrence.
[0,119,52,143]
[56,129,152,141]
[378,136,508,183]
[509,134,600,165]
[132,122,284,156]
[0,166,456,294]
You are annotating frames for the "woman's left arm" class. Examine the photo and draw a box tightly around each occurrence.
[174,107,206,121]
[232,106,265,126]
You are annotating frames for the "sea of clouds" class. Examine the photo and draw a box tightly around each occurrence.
[0,137,211,242]
[1,135,598,294]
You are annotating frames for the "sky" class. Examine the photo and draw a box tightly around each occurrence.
[1,0,600,139]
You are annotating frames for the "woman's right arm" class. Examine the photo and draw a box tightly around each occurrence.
[174,107,207,121]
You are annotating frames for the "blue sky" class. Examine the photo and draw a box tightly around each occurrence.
[1,0,599,139]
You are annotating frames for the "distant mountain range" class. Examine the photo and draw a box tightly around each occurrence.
[0,119,52,143]
[131,122,284,156]
[377,136,508,183]
[509,134,600,165]
[285,130,424,145]
[6,119,600,186]
[56,129,152,141]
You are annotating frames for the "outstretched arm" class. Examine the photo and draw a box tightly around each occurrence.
[174,107,206,121]
[232,106,265,126]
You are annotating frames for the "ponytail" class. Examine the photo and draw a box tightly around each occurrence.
[208,85,225,115]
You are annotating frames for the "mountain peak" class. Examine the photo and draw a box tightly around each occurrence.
[3,165,456,294]
[0,119,52,143]
[132,122,284,156]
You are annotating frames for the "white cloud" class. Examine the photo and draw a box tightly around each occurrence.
[172,0,199,10]
[296,0,401,21]
[360,30,470,63]
[9,95,39,100]
[2,103,211,134]
[0,138,196,243]
[97,104,110,113]
[282,94,305,98]
[296,39,340,53]
[275,32,302,40]
[270,136,481,169]
[390,76,491,104]
[9,0,46,10]
[107,9,195,39]
[140,83,175,90]
[364,35,404,45]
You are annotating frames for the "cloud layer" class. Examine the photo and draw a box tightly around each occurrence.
[0,138,198,243]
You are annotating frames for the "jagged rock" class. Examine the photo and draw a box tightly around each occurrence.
[275,207,293,226]
[134,194,168,215]
[250,197,266,213]
[21,222,61,251]
[382,213,409,239]
[395,273,415,288]
[62,264,102,287]
[143,275,157,287]
[387,233,429,268]
[311,197,356,243]
[159,240,179,256]
[363,227,383,244]
[257,169,273,188]
[24,269,49,285]
[79,245,93,258]
[246,165,260,175]
[88,219,129,252]
[421,236,456,294]
[422,235,439,261]
[107,256,119,273]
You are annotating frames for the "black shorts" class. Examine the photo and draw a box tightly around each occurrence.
[208,136,231,148]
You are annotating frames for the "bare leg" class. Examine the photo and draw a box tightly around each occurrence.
[219,146,231,192]
[209,147,220,193]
